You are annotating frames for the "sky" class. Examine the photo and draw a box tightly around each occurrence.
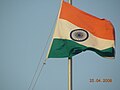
[0,0,120,90]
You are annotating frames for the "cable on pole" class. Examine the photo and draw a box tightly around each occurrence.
[31,61,46,90]
[27,4,59,89]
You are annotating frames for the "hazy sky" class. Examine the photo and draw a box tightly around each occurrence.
[0,0,120,90]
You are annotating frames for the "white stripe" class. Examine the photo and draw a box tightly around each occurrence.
[53,19,114,50]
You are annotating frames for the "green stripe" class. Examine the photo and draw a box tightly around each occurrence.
[48,38,115,58]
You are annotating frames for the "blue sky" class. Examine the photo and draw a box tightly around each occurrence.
[0,0,120,90]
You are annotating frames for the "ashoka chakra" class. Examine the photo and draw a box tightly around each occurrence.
[70,29,89,42]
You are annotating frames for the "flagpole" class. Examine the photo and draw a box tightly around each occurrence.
[68,57,72,90]
[68,0,72,90]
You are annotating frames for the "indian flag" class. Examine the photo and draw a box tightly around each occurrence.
[47,1,115,59]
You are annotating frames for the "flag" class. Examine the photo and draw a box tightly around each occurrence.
[47,1,115,59]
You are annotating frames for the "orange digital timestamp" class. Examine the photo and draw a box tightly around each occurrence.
[89,79,112,83]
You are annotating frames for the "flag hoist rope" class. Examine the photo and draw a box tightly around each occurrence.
[27,4,59,90]
[27,42,48,90]
[27,0,65,89]
[28,0,65,90]
[28,0,73,90]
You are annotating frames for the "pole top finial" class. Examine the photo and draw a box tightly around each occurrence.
[68,0,72,5]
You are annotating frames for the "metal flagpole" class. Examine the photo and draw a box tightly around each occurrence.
[68,57,72,90]
[68,0,72,90]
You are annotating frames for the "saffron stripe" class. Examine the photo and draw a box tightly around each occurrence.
[59,1,115,40]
